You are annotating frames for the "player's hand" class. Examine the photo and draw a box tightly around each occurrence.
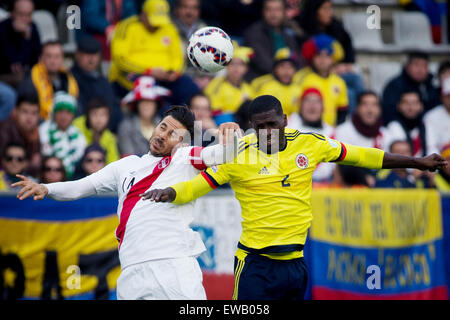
[140,187,176,202]
[415,153,448,172]
[11,174,48,200]
[218,122,242,145]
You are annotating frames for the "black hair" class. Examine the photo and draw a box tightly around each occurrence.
[163,105,195,139]
[407,51,429,63]
[40,156,66,183]
[16,93,39,109]
[263,0,286,8]
[3,142,29,160]
[399,89,421,102]
[356,90,379,106]
[85,97,110,129]
[337,165,369,187]
[248,95,283,120]
[41,40,63,53]
[297,0,330,34]
[438,60,450,78]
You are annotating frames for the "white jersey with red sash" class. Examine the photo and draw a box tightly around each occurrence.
[86,146,207,269]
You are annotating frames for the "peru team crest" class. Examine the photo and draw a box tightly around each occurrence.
[296,153,309,169]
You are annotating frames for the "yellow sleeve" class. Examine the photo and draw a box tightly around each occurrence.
[172,165,232,204]
[111,19,148,74]
[337,144,384,169]
[318,136,384,169]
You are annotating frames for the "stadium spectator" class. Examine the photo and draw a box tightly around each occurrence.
[386,90,437,157]
[39,92,87,178]
[172,0,205,46]
[73,97,120,165]
[298,34,348,126]
[0,0,41,88]
[71,36,122,132]
[438,60,450,85]
[296,0,364,112]
[204,44,255,118]
[435,143,450,191]
[0,94,41,177]
[0,81,17,120]
[39,156,66,184]
[189,93,217,147]
[251,48,299,116]
[288,88,335,182]
[172,0,206,76]
[243,0,299,80]
[335,91,389,150]
[0,142,33,191]
[333,165,371,188]
[375,141,417,188]
[79,0,137,60]
[200,0,263,39]
[382,52,440,124]
[191,69,213,91]
[109,0,199,105]
[18,41,79,120]
[424,76,450,154]
[118,77,169,156]
[72,144,107,180]
[234,100,253,132]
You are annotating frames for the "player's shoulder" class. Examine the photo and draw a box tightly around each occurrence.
[237,133,258,154]
[286,128,326,143]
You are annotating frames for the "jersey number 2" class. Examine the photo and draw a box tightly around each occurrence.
[282,175,290,187]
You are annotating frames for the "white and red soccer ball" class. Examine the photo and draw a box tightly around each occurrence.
[187,26,234,73]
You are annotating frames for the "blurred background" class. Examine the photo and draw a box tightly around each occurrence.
[0,0,449,300]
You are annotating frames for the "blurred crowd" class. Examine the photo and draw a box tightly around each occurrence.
[0,0,449,192]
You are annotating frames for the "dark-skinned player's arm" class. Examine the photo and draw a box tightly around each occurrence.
[140,170,218,203]
[335,143,447,171]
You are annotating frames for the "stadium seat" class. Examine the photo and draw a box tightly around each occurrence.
[0,8,8,23]
[32,10,58,43]
[342,12,400,53]
[393,12,450,53]
[368,62,402,96]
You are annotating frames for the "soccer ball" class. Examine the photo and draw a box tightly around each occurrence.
[187,26,234,73]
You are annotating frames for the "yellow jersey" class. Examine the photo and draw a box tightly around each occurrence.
[172,128,384,260]
[298,72,348,126]
[109,16,184,89]
[201,128,347,253]
[251,75,301,116]
[204,76,255,113]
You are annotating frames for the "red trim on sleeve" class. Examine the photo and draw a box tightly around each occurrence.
[201,171,218,189]
[337,142,347,161]
[190,146,207,171]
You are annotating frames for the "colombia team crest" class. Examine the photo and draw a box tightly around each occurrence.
[296,153,309,169]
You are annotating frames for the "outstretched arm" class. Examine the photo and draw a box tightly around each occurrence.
[336,143,447,171]
[381,152,447,171]
[12,174,97,201]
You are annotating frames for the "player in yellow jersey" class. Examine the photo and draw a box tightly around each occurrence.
[142,95,448,300]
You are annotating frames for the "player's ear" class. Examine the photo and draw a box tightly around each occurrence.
[283,114,287,127]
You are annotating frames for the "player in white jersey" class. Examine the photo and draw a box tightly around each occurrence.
[12,106,241,300]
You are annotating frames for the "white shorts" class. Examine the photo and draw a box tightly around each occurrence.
[116,257,206,300]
